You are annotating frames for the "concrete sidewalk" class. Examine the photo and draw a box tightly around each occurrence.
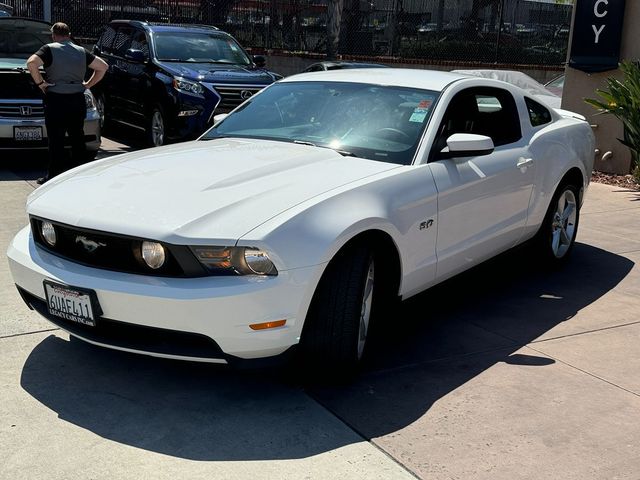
[1,149,639,480]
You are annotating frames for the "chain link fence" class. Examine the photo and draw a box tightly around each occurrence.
[2,0,573,66]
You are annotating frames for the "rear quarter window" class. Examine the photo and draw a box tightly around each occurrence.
[525,97,552,127]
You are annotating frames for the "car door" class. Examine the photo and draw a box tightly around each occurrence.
[118,28,150,127]
[428,86,535,280]
[106,25,137,125]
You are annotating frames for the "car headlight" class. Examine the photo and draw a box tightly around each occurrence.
[41,221,57,246]
[141,241,166,269]
[84,90,97,110]
[191,246,277,276]
[172,77,204,97]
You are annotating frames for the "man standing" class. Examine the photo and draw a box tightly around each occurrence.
[27,22,108,184]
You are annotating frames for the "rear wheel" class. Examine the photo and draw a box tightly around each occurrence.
[537,183,580,262]
[300,245,377,377]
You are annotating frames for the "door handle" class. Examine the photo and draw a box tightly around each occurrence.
[517,157,534,168]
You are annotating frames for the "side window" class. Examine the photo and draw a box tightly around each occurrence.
[130,30,149,59]
[111,26,134,58]
[525,97,552,127]
[432,87,522,158]
[97,25,116,54]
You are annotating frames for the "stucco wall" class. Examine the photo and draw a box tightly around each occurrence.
[562,0,640,174]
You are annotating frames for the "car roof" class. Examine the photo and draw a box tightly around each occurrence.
[108,20,222,35]
[284,68,467,92]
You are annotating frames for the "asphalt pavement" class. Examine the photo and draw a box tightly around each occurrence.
[1,138,639,479]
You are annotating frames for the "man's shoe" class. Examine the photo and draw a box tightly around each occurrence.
[36,177,48,185]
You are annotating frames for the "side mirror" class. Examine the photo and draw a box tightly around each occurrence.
[213,113,229,124]
[253,54,266,68]
[445,133,494,158]
[125,48,146,63]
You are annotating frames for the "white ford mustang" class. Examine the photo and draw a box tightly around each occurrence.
[7,69,595,372]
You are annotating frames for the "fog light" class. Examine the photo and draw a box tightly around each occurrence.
[41,221,56,246]
[141,241,165,269]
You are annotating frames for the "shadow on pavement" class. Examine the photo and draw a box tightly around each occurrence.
[19,243,634,461]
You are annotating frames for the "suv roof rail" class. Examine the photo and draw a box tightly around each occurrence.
[109,20,220,31]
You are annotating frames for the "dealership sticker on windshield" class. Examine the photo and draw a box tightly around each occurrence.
[409,108,428,123]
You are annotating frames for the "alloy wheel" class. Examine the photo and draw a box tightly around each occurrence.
[151,110,164,146]
[357,258,375,360]
[551,189,577,258]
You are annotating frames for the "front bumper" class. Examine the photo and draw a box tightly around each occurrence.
[0,109,101,151]
[8,226,318,362]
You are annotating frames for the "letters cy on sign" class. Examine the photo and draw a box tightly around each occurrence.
[569,0,626,73]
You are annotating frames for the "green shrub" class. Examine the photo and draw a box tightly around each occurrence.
[585,61,640,179]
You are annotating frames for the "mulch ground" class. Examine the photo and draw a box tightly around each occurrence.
[592,171,640,191]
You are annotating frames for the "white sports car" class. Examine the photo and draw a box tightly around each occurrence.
[7,69,595,372]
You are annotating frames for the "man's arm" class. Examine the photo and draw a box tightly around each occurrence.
[26,54,54,92]
[83,57,108,90]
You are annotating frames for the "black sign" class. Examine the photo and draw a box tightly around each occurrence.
[569,0,626,73]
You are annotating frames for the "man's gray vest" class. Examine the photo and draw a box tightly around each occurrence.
[44,41,86,94]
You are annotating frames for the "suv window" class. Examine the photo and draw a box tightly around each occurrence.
[111,26,134,58]
[525,97,552,127]
[97,25,117,54]
[130,30,149,59]
[432,87,522,158]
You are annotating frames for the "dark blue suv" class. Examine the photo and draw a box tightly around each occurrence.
[92,21,281,146]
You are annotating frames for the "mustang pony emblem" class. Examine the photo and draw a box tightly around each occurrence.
[75,235,106,253]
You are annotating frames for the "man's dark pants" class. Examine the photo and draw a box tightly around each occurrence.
[44,92,86,179]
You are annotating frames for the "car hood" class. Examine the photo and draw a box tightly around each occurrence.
[28,139,400,244]
[0,57,27,69]
[157,61,277,84]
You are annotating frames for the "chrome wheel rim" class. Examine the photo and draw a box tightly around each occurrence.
[551,189,577,258]
[357,259,375,360]
[151,110,164,146]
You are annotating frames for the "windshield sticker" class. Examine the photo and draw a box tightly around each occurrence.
[409,108,429,123]
[418,100,432,109]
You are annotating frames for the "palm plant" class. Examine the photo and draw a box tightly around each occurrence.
[585,61,640,181]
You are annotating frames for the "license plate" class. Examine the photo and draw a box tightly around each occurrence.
[14,126,43,141]
[44,281,99,327]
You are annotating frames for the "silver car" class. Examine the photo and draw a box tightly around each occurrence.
[0,18,100,157]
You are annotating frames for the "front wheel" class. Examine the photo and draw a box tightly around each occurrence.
[537,183,580,262]
[146,105,166,147]
[300,246,377,377]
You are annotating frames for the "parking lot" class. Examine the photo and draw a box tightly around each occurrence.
[2,136,640,479]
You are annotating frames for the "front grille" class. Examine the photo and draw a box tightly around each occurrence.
[31,217,207,277]
[0,102,45,118]
[18,287,227,360]
[209,84,267,111]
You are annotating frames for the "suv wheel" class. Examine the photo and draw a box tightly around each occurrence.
[147,106,166,147]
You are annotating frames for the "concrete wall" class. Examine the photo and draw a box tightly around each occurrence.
[562,1,640,174]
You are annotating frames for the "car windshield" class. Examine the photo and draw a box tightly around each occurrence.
[0,24,50,59]
[201,81,439,165]
[154,32,251,65]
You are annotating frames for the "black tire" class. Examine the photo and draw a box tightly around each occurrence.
[94,92,109,132]
[535,182,581,263]
[146,105,166,147]
[299,245,377,378]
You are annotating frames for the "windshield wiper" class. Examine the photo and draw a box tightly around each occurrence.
[293,139,355,157]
